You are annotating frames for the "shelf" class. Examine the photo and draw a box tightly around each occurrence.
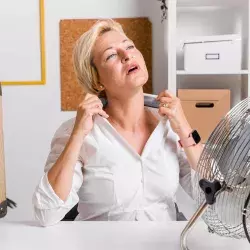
[177,70,249,75]
[177,0,247,8]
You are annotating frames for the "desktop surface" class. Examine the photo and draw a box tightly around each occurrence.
[0,220,249,250]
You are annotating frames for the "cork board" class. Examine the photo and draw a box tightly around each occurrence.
[60,18,152,111]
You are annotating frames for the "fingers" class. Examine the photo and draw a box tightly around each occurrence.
[86,107,109,118]
[158,97,173,106]
[81,94,105,110]
[158,96,178,118]
[77,94,109,119]
[158,104,176,118]
[85,100,109,118]
[84,99,103,109]
[98,109,109,118]
[84,93,96,101]
[157,90,176,110]
[156,90,174,100]
[156,90,179,118]
[83,94,100,104]
[82,100,108,118]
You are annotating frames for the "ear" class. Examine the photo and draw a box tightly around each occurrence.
[96,84,105,91]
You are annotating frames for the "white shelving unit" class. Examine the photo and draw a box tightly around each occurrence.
[177,70,249,75]
[167,0,250,104]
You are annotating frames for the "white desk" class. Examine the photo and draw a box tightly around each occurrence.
[0,221,249,250]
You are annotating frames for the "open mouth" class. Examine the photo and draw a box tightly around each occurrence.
[127,65,140,75]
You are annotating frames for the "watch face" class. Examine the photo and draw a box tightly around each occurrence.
[192,130,201,143]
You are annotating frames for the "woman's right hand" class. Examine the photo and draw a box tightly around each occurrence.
[72,93,109,138]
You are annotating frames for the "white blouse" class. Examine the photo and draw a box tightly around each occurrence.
[32,108,193,226]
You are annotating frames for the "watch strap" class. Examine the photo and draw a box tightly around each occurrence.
[178,136,196,148]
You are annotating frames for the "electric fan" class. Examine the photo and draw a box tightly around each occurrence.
[181,97,250,249]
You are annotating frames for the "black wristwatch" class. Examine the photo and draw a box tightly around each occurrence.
[178,130,201,148]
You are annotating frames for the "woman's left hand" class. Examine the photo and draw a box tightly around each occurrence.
[156,90,192,139]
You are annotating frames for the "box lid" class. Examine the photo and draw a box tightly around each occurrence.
[178,89,230,101]
[182,34,241,48]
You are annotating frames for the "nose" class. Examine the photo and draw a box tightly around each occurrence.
[121,50,133,63]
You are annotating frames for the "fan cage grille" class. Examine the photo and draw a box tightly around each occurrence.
[194,97,250,239]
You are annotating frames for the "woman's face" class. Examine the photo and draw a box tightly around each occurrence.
[92,30,148,96]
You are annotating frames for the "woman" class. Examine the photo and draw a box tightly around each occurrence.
[32,19,203,226]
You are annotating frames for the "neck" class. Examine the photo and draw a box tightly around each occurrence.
[105,90,147,132]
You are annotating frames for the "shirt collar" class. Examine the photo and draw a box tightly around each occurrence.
[94,109,170,160]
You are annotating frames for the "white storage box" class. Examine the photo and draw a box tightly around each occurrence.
[183,34,242,73]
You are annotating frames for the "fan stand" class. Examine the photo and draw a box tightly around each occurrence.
[180,200,209,250]
[180,179,224,250]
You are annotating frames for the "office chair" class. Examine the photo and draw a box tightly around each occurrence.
[61,203,79,221]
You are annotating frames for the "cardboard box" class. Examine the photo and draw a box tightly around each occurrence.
[178,89,230,143]
[183,34,241,73]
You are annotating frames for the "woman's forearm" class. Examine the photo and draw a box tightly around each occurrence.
[177,125,204,171]
[182,143,204,171]
[47,131,84,201]
[47,93,107,202]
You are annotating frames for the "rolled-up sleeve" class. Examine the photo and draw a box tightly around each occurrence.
[32,121,83,226]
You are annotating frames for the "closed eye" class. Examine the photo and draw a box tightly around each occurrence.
[106,53,117,61]
[106,45,134,61]
[127,45,135,50]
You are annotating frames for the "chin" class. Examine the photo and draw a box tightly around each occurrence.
[135,75,148,87]
[122,70,148,88]
[125,79,146,89]
[129,72,148,86]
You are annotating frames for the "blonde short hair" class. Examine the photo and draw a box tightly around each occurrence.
[73,19,125,95]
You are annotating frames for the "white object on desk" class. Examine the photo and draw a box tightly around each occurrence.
[0,221,249,250]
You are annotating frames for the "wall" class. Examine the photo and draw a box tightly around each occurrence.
[0,0,167,221]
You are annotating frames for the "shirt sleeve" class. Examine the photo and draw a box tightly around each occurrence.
[32,120,83,227]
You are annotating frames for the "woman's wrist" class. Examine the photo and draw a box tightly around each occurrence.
[70,129,88,146]
[176,124,193,140]
[72,125,89,138]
